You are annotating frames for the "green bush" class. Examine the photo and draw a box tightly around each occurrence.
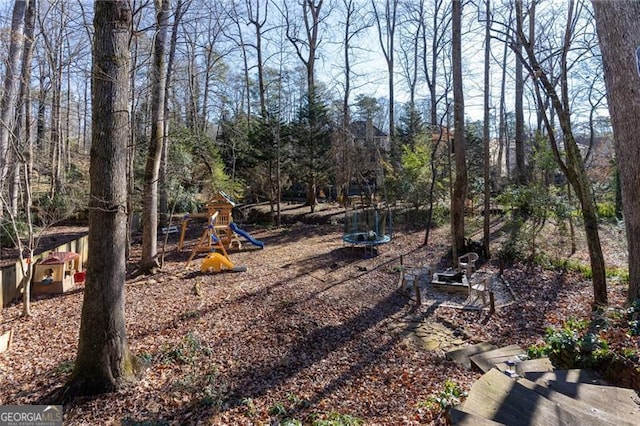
[627,299,640,336]
[597,201,617,219]
[418,379,468,411]
[496,233,525,265]
[430,205,450,227]
[312,413,364,426]
[528,318,610,369]
[0,218,29,247]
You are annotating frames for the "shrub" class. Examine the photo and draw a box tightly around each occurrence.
[419,379,468,411]
[627,299,640,336]
[528,318,610,369]
[597,201,617,219]
[0,218,29,247]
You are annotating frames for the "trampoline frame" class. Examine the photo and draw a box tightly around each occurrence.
[342,206,392,249]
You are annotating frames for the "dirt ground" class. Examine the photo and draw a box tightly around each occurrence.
[0,202,636,425]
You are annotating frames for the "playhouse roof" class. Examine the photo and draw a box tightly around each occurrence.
[207,191,236,207]
[41,251,79,265]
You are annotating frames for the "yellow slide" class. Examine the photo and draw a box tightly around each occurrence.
[200,252,235,273]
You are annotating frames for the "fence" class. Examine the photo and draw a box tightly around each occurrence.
[1,234,89,308]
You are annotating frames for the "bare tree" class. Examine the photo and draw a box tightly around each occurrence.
[482,0,492,257]
[336,0,372,201]
[246,0,270,118]
[515,0,607,306]
[64,0,138,397]
[0,0,28,217]
[420,0,451,127]
[159,0,187,229]
[513,0,527,184]
[227,0,253,124]
[495,7,512,182]
[398,0,420,107]
[37,0,70,197]
[451,0,467,259]
[285,0,326,96]
[592,0,640,304]
[139,0,171,274]
[14,0,37,316]
[284,0,329,210]
[372,0,398,140]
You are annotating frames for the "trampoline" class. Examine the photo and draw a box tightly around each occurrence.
[342,231,391,246]
[343,206,392,249]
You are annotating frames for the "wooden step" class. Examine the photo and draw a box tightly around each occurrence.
[495,357,554,376]
[449,407,505,425]
[468,344,526,373]
[457,368,630,425]
[446,342,498,369]
[516,376,633,425]
[529,377,640,423]
[524,368,608,387]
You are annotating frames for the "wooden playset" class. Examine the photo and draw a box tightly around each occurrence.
[186,211,247,273]
[178,192,242,251]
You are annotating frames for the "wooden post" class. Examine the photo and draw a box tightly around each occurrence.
[0,329,13,353]
[489,291,495,314]
[415,281,422,305]
[178,216,189,251]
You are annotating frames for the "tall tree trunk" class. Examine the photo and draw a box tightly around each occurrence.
[66,0,137,397]
[140,0,171,273]
[159,0,184,229]
[0,0,28,217]
[482,0,491,258]
[451,0,467,259]
[248,0,268,118]
[592,0,640,304]
[372,0,398,142]
[496,8,511,182]
[514,28,526,184]
[15,0,36,317]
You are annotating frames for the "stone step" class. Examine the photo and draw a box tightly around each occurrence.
[468,344,526,373]
[446,342,498,369]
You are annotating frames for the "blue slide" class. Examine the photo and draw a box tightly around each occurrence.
[230,222,265,248]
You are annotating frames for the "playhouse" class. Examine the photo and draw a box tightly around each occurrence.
[32,251,82,294]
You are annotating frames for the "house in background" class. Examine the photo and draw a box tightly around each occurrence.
[488,133,615,189]
[333,118,389,200]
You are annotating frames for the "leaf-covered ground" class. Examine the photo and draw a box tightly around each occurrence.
[0,203,637,425]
